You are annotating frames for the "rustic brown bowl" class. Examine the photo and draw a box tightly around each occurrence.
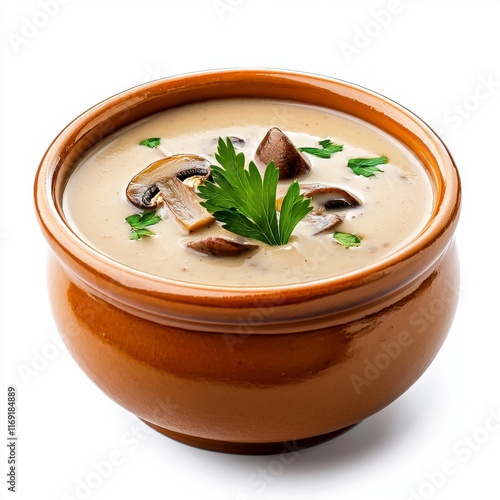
[34,69,461,454]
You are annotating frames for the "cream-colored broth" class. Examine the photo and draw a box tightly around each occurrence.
[62,99,433,287]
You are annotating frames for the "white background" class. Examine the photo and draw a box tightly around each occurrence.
[1,1,499,499]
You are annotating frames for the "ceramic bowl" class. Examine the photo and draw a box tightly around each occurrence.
[34,69,461,454]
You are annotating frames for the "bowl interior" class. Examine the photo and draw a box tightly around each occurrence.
[35,69,460,329]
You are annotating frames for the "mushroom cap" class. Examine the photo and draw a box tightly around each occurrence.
[301,184,361,210]
[255,127,311,180]
[126,154,211,209]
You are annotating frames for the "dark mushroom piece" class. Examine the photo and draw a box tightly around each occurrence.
[301,184,362,211]
[185,237,259,257]
[255,127,311,180]
[126,154,211,209]
[303,213,345,235]
[157,178,214,232]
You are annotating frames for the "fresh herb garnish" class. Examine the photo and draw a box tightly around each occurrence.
[333,231,362,248]
[125,210,162,240]
[139,138,161,148]
[198,137,313,246]
[347,156,388,177]
[298,138,344,159]
[298,147,330,159]
[319,138,344,153]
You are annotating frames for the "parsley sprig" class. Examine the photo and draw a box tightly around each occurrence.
[333,231,361,248]
[139,138,161,148]
[125,210,162,240]
[198,138,312,246]
[298,138,343,159]
[347,156,388,177]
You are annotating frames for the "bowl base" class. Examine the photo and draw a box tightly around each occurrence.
[141,420,358,455]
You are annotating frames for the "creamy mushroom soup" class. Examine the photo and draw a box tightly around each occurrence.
[62,99,434,287]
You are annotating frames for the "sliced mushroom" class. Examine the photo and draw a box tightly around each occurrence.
[182,175,206,190]
[185,237,259,257]
[126,154,211,209]
[303,213,345,235]
[157,178,214,232]
[255,127,311,180]
[212,136,246,148]
[301,184,361,211]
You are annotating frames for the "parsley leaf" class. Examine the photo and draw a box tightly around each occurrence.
[198,137,312,246]
[333,232,362,248]
[129,228,156,240]
[297,147,331,159]
[139,138,161,148]
[347,156,388,177]
[298,138,343,159]
[319,139,344,154]
[125,210,162,240]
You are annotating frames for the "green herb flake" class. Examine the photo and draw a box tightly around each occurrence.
[198,137,313,246]
[333,231,362,248]
[319,139,344,154]
[347,156,388,177]
[125,210,162,240]
[298,138,343,159]
[296,147,331,159]
[139,137,161,148]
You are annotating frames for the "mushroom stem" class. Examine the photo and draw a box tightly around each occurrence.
[301,184,361,211]
[157,178,214,232]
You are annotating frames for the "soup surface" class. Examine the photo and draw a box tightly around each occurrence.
[63,99,433,287]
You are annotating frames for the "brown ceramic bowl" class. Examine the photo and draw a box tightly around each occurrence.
[34,69,461,454]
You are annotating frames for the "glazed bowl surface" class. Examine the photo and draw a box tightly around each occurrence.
[34,69,461,454]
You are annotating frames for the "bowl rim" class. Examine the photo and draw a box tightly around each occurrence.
[34,68,461,308]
